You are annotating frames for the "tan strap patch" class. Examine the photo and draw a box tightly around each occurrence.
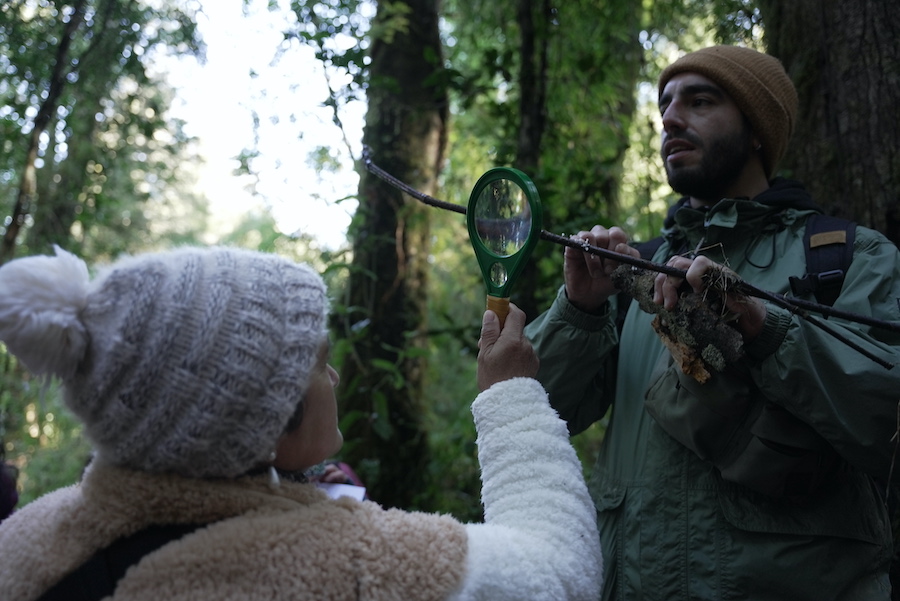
[810,230,847,248]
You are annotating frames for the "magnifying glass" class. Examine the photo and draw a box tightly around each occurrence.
[467,167,543,327]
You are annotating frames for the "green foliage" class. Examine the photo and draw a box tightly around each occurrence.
[0,0,207,260]
[0,352,91,506]
[284,0,371,102]
[67,82,212,259]
[415,204,483,517]
[649,0,761,48]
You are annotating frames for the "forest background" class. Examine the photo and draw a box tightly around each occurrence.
[2,0,899,585]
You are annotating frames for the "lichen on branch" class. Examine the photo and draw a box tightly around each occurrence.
[612,264,745,383]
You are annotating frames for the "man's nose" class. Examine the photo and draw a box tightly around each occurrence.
[661,101,685,133]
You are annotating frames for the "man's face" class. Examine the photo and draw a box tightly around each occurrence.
[658,72,754,204]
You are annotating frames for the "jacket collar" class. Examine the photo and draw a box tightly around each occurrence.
[662,178,821,230]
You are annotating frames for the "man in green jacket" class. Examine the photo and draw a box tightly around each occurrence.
[525,45,900,600]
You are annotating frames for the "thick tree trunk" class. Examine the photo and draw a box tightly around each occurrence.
[339,0,447,509]
[759,1,900,596]
[511,0,550,321]
[759,0,900,244]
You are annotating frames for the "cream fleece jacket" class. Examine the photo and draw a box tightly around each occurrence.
[0,377,602,600]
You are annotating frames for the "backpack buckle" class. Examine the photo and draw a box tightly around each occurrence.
[789,269,845,297]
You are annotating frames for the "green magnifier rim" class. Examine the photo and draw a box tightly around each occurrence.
[466,167,543,299]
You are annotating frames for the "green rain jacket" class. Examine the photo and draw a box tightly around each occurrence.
[526,179,900,600]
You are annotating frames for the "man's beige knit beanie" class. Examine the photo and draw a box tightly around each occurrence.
[0,246,329,479]
[658,45,799,178]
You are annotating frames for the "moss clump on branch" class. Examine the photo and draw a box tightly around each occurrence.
[612,264,745,383]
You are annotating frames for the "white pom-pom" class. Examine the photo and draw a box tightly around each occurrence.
[0,246,90,379]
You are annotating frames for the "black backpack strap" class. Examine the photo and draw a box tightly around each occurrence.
[788,214,856,307]
[38,523,204,601]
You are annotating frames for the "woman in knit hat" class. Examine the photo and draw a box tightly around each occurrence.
[0,245,602,601]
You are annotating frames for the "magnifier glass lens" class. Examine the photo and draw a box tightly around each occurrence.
[474,180,532,258]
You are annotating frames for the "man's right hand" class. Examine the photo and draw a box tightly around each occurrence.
[564,225,639,314]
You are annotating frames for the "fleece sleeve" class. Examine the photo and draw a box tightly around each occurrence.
[446,377,603,601]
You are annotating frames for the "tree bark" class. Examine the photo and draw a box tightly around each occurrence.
[339,0,448,509]
[759,0,900,244]
[511,0,550,321]
[758,1,900,595]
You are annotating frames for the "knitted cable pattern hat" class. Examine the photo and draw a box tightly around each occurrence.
[0,246,328,479]
[658,45,799,178]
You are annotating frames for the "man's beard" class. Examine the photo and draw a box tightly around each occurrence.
[664,123,753,203]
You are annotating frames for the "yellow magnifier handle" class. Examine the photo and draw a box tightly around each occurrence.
[486,295,510,328]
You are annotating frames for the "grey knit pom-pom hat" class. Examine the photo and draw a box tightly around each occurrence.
[0,246,329,479]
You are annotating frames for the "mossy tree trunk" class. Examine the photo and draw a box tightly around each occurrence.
[758,0,900,595]
[339,0,448,509]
